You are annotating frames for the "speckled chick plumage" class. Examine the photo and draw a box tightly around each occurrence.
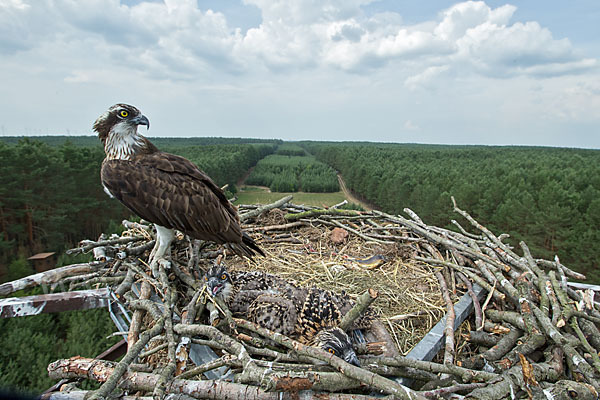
[203,264,374,343]
[203,264,299,318]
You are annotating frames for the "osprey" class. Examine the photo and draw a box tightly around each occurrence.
[93,104,264,267]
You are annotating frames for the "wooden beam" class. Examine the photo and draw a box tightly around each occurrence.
[567,282,600,303]
[96,339,128,362]
[0,288,109,318]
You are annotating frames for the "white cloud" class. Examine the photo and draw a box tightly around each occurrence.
[0,0,55,54]
[0,0,598,147]
[546,80,600,123]
[243,0,371,25]
[405,65,450,90]
[64,70,91,83]
[434,2,516,41]
[1,0,594,79]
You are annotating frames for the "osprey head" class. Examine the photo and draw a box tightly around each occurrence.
[93,103,149,145]
[203,264,233,300]
[314,327,360,367]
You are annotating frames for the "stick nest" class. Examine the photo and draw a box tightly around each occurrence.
[229,216,447,354]
[37,197,600,400]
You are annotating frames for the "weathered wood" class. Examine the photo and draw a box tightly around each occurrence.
[537,259,587,281]
[175,322,364,393]
[0,263,100,296]
[313,218,395,244]
[0,288,108,318]
[566,281,600,303]
[239,195,293,222]
[465,361,563,399]
[458,272,483,330]
[243,221,305,232]
[403,283,486,363]
[128,281,152,350]
[66,235,146,255]
[46,357,381,400]
[363,355,498,382]
[530,302,600,390]
[338,288,378,331]
[462,326,524,370]
[233,318,427,399]
[88,317,166,400]
[285,208,361,221]
[466,330,501,347]
[33,198,596,398]
[435,271,456,371]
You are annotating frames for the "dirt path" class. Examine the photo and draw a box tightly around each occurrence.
[337,173,374,211]
[236,167,254,187]
[237,167,272,192]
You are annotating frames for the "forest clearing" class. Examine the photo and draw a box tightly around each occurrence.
[235,186,348,207]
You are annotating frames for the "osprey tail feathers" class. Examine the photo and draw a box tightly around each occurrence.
[228,231,265,259]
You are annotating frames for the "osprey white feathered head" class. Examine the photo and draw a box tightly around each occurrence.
[93,104,150,160]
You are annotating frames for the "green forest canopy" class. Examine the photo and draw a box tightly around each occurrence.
[1,137,598,282]
[302,142,600,282]
[0,135,281,147]
[245,154,339,192]
[0,296,119,393]
[0,138,276,265]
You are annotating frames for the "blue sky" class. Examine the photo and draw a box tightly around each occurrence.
[1,0,599,148]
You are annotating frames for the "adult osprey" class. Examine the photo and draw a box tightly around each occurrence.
[93,103,264,267]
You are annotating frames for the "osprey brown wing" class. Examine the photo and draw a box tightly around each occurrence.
[101,151,242,244]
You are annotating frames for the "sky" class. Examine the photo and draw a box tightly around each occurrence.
[0,0,599,148]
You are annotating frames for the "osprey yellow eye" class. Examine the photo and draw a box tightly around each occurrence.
[221,274,227,280]
[328,349,336,355]
[120,110,129,117]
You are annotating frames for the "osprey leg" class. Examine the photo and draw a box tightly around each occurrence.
[149,225,174,274]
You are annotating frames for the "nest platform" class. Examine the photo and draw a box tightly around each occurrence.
[1,195,598,400]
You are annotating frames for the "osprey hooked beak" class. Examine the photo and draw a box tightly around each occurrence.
[207,277,224,296]
[203,264,232,298]
[130,114,150,130]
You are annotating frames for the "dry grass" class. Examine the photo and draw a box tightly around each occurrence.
[219,211,449,355]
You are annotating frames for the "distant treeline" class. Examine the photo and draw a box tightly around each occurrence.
[303,142,600,282]
[0,135,282,147]
[274,143,307,157]
[0,139,275,268]
[246,153,339,192]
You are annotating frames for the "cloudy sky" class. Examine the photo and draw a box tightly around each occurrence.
[1,0,599,148]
